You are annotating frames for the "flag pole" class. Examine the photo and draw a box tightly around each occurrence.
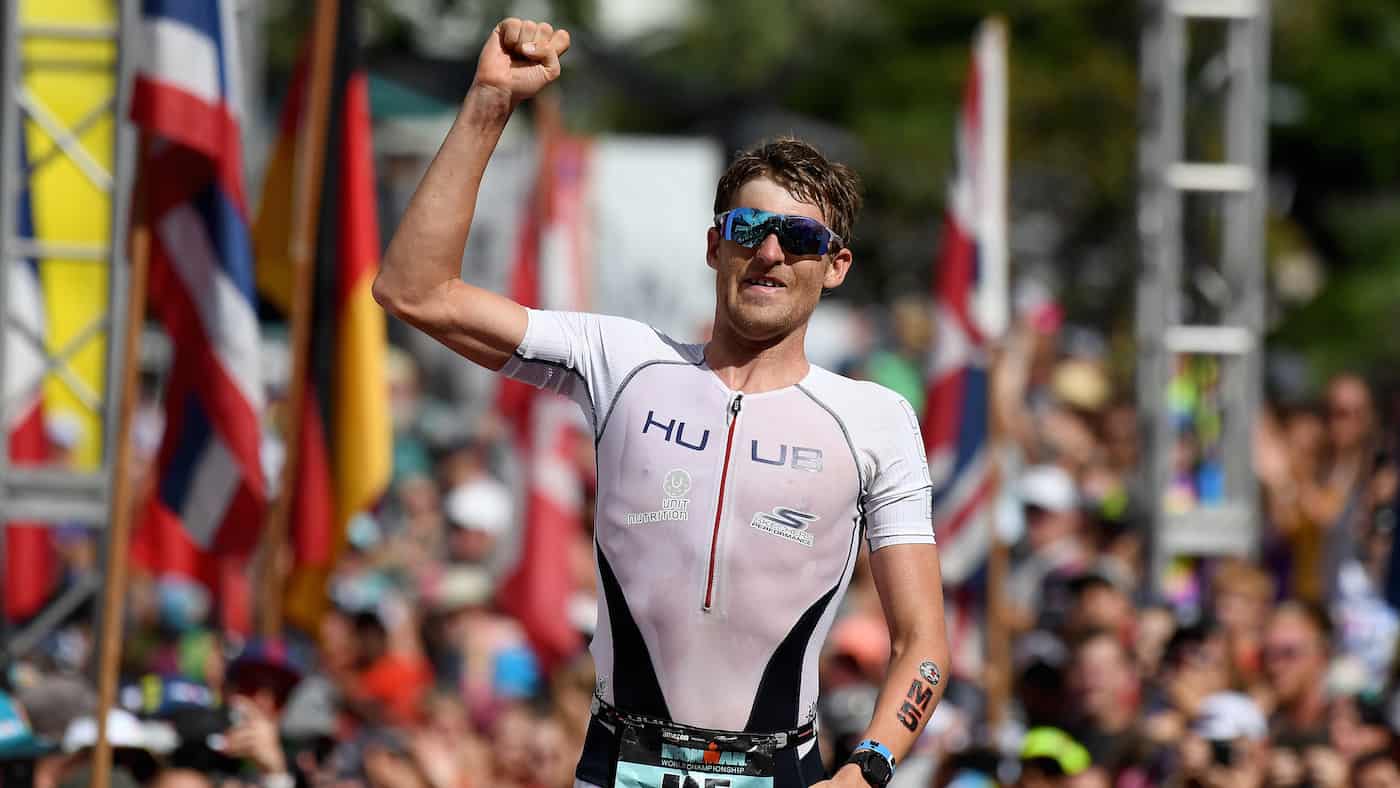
[258,0,340,637]
[978,16,1012,733]
[91,137,153,788]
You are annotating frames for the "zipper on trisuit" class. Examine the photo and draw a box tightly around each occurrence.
[703,393,743,611]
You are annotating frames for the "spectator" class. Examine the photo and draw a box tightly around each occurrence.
[1132,604,1177,679]
[1177,692,1270,788]
[1067,631,1144,774]
[1264,601,1333,741]
[1008,465,1091,633]
[1327,691,1394,761]
[1063,572,1134,644]
[1257,403,1329,602]
[225,639,304,718]
[863,295,933,414]
[1013,631,1070,732]
[57,708,163,787]
[1321,375,1381,600]
[1016,727,1091,788]
[443,476,514,569]
[349,611,434,728]
[1210,559,1273,690]
[1142,621,1230,750]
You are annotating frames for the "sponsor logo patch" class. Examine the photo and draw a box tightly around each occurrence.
[749,507,818,547]
[660,743,747,771]
[625,469,692,526]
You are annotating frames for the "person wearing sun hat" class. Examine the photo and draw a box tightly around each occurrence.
[225,638,306,715]
[1016,727,1091,786]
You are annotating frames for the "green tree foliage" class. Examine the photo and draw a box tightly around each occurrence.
[1268,2,1400,383]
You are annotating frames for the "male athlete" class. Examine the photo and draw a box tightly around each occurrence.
[374,18,950,788]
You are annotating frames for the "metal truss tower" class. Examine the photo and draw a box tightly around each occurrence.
[1137,0,1271,596]
[0,1,137,657]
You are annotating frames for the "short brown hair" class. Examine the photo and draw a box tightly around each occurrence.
[714,137,862,247]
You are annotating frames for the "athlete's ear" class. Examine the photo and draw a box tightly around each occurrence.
[706,226,721,270]
[823,245,853,289]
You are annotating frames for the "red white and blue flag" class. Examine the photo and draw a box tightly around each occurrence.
[129,0,265,615]
[923,20,1007,658]
[4,134,58,623]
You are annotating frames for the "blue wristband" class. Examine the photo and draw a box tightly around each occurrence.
[852,739,895,769]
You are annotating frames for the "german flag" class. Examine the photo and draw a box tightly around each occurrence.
[254,0,389,631]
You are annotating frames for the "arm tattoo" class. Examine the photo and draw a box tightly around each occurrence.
[894,676,937,731]
[919,660,941,687]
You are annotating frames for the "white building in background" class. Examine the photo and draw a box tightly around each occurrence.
[592,0,694,43]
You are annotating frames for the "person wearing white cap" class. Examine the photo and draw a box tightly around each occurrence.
[1007,465,1090,632]
[444,476,514,566]
[61,709,150,755]
[58,709,164,786]
[1176,692,1269,787]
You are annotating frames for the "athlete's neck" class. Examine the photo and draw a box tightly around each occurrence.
[704,320,811,394]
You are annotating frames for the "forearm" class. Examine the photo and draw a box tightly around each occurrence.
[829,634,948,786]
[374,86,511,314]
[832,543,950,786]
[863,633,949,759]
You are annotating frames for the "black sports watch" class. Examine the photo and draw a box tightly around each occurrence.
[847,741,895,788]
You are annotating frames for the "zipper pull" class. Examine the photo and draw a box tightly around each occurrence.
[728,393,743,424]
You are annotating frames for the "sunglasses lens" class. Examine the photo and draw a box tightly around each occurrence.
[777,217,829,255]
[727,208,779,248]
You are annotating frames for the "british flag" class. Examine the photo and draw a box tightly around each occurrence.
[929,20,1008,585]
[923,21,1007,667]
[129,1,265,583]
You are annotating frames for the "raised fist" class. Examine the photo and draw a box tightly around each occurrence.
[474,18,572,106]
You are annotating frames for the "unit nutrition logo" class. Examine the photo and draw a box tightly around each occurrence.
[625,469,692,526]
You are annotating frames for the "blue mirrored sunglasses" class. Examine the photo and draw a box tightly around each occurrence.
[714,207,843,256]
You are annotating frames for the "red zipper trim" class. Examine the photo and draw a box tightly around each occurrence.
[703,394,742,611]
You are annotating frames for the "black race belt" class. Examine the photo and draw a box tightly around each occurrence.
[592,697,817,752]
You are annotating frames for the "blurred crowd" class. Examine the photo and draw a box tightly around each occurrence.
[3,281,1400,788]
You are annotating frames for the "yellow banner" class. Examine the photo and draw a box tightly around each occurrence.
[21,0,117,470]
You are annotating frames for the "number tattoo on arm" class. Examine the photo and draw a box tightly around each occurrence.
[895,661,941,731]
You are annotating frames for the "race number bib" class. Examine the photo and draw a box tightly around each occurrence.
[613,722,776,788]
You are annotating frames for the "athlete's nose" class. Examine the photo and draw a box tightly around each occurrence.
[754,232,785,264]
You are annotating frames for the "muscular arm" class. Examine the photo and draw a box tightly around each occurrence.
[827,543,950,785]
[372,19,570,370]
[373,88,526,369]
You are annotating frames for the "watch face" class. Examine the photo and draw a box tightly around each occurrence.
[858,752,893,786]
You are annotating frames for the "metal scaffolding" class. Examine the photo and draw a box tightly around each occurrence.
[0,0,137,657]
[1137,0,1270,595]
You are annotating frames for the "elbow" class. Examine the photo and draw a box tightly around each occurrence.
[889,622,949,665]
[371,272,409,318]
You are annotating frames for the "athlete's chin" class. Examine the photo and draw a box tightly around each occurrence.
[727,307,802,344]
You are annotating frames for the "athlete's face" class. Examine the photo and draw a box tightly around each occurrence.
[706,177,852,344]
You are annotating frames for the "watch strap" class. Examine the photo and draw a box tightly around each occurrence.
[848,740,895,787]
[851,739,895,767]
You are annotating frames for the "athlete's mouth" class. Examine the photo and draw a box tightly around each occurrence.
[742,275,786,289]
